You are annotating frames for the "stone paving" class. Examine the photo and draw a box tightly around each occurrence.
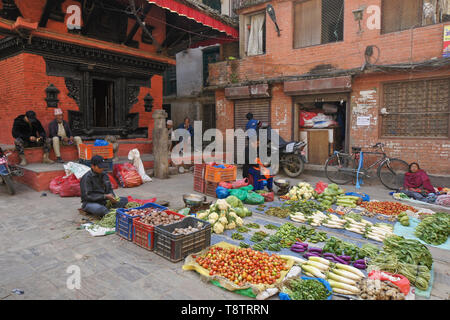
[0,170,448,300]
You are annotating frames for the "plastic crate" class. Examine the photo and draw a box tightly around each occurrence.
[79,158,113,172]
[79,143,114,160]
[193,176,205,193]
[193,163,206,178]
[132,210,185,251]
[116,202,167,241]
[154,216,211,262]
[204,181,219,198]
[204,164,237,183]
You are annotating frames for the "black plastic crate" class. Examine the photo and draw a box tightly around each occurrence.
[79,158,113,172]
[154,216,211,262]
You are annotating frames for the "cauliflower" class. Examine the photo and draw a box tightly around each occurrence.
[235,217,243,227]
[213,222,224,234]
[197,211,209,220]
[216,199,231,211]
[225,221,236,230]
[209,212,219,221]
[219,216,228,225]
[229,211,238,219]
[208,218,217,225]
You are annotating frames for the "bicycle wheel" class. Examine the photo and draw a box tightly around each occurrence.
[325,153,356,185]
[377,158,409,190]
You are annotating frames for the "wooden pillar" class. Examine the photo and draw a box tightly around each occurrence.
[152,109,169,179]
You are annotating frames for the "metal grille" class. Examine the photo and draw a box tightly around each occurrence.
[382,78,450,137]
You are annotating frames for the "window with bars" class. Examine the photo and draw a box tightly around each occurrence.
[381,79,450,138]
[163,66,177,96]
[293,0,344,49]
[382,0,450,34]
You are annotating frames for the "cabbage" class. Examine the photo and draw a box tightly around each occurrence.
[226,196,243,208]
[234,207,246,218]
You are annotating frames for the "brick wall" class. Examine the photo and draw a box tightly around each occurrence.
[350,72,450,175]
[210,0,448,86]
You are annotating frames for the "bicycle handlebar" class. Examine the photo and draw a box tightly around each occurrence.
[372,142,384,148]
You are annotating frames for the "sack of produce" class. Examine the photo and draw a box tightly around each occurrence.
[113,163,143,188]
[49,175,66,194]
[435,195,450,207]
[244,192,265,205]
[108,173,118,189]
[218,181,233,189]
[216,186,230,199]
[229,188,248,201]
[231,178,249,189]
[59,174,81,197]
[368,270,410,296]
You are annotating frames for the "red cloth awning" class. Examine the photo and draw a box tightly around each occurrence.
[147,0,239,39]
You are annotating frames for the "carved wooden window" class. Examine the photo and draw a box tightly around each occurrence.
[381,78,450,138]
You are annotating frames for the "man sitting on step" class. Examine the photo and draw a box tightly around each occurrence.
[48,108,82,163]
[12,110,54,166]
[80,155,128,217]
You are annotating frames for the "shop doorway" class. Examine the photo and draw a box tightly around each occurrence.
[294,94,349,165]
[92,79,115,128]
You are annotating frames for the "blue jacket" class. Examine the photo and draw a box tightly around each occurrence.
[246,119,259,131]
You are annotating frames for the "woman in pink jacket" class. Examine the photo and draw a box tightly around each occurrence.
[403,163,435,193]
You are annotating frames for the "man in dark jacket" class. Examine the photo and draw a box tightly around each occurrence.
[12,110,54,166]
[48,108,82,163]
[80,155,128,217]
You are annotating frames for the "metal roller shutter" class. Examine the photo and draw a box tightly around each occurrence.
[233,99,270,164]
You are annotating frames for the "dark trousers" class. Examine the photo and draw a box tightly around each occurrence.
[14,137,51,155]
[82,197,128,217]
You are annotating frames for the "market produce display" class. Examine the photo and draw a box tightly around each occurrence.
[193,246,289,286]
[197,199,244,234]
[358,279,405,300]
[264,224,279,230]
[360,201,417,216]
[368,235,433,290]
[136,210,183,226]
[265,207,291,218]
[231,233,244,240]
[290,210,346,228]
[245,223,260,229]
[299,256,365,295]
[281,182,315,201]
[172,222,204,235]
[281,278,331,300]
[343,213,394,242]
[315,184,345,208]
[414,212,450,245]
[335,195,361,208]
[91,209,117,229]
[273,223,328,247]
[225,196,253,218]
[397,212,410,226]
[236,226,250,233]
[283,200,328,216]
[125,202,141,209]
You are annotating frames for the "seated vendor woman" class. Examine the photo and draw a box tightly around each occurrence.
[403,162,435,194]
[80,155,128,216]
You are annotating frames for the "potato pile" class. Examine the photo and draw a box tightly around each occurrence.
[172,222,204,236]
[130,208,182,226]
[358,279,405,300]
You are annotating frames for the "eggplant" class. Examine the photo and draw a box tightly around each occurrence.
[334,256,350,264]
[294,242,308,247]
[303,252,321,259]
[308,247,323,253]
[339,255,352,262]
[354,259,366,264]
[291,247,307,253]
[291,245,307,251]
[323,253,337,258]
[352,263,367,270]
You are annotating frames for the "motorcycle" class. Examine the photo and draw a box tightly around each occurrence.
[0,149,23,195]
[260,124,307,177]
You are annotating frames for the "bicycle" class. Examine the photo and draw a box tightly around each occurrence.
[324,142,409,190]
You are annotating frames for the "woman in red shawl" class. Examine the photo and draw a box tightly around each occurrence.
[403,163,435,193]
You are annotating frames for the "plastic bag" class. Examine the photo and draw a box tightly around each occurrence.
[368,270,411,296]
[108,173,118,189]
[299,111,317,127]
[261,191,274,202]
[436,195,450,207]
[219,181,233,189]
[229,188,248,201]
[216,186,230,199]
[113,163,143,188]
[127,196,157,205]
[244,192,265,205]
[128,149,152,183]
[59,174,81,197]
[64,162,91,180]
[315,181,328,194]
[240,185,254,192]
[49,176,66,194]
[231,178,249,189]
[94,139,109,146]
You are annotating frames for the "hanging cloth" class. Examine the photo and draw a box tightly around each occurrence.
[127,149,152,182]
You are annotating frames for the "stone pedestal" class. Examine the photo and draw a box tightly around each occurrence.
[152,109,169,179]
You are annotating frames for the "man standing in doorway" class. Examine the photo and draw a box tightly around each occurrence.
[12,110,54,166]
[48,108,82,163]
[245,113,259,132]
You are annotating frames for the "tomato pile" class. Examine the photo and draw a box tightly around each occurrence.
[361,201,417,215]
[194,246,289,286]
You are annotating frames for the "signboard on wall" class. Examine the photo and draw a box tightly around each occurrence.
[357,116,371,126]
[444,25,450,58]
